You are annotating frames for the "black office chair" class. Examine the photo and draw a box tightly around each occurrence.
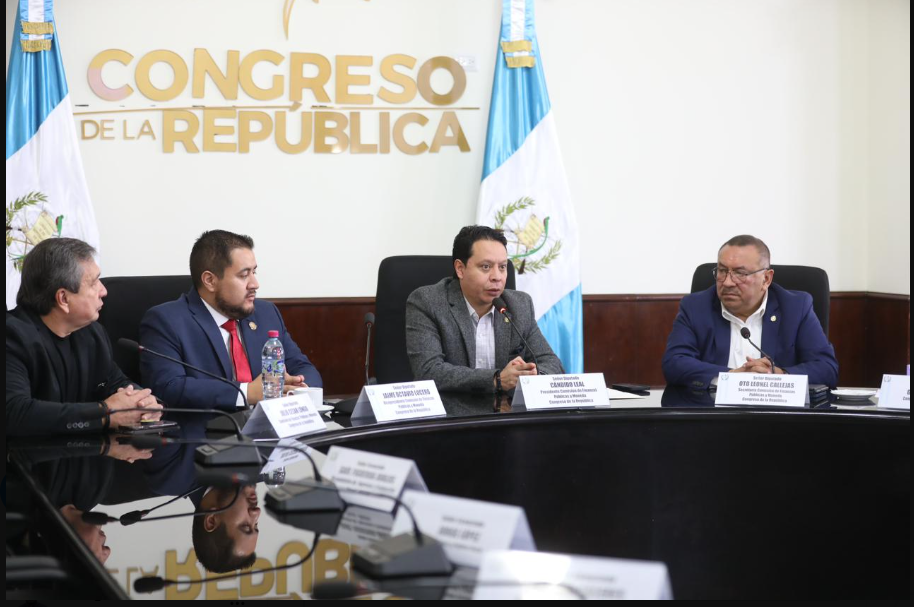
[374,256,516,384]
[97,275,193,382]
[690,263,830,337]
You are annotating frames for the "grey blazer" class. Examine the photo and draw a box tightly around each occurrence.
[405,278,564,392]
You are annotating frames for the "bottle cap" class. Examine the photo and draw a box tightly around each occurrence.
[268,330,279,338]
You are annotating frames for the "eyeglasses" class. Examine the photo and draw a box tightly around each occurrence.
[713,267,769,283]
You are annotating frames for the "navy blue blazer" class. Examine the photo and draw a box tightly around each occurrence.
[139,289,321,411]
[661,284,838,389]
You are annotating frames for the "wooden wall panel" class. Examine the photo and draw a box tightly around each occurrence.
[272,292,909,394]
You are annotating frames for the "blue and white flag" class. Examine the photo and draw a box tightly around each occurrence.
[6,0,100,310]
[478,0,583,373]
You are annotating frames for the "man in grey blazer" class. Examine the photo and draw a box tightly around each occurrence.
[406,225,564,393]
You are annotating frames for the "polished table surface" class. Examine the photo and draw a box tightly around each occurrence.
[8,387,910,599]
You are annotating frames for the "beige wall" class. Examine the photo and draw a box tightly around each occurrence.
[5,0,910,296]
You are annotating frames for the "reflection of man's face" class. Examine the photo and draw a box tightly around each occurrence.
[455,239,508,313]
[60,504,111,564]
[212,248,259,320]
[203,485,261,558]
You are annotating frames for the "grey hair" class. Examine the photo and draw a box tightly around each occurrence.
[16,238,97,315]
[719,235,771,267]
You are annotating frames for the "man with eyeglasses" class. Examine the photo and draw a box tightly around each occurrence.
[662,235,838,389]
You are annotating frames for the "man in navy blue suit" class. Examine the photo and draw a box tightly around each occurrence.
[140,230,321,410]
[662,235,838,390]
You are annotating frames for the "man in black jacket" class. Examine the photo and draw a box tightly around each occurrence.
[6,238,161,435]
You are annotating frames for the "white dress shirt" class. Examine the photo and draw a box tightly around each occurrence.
[201,298,249,408]
[722,291,769,370]
[465,298,496,370]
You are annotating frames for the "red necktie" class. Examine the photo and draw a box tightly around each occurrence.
[221,319,253,383]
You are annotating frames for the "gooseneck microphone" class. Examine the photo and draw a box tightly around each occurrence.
[118,339,249,409]
[739,327,778,370]
[364,312,375,386]
[81,485,238,526]
[129,435,320,481]
[492,297,542,375]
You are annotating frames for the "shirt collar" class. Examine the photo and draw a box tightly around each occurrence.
[464,297,495,323]
[721,290,769,325]
[201,298,232,329]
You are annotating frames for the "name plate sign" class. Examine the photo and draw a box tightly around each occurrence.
[390,489,536,568]
[878,375,910,410]
[512,374,610,409]
[322,446,427,512]
[260,438,315,474]
[242,394,327,439]
[473,550,673,600]
[351,380,447,422]
[715,373,808,407]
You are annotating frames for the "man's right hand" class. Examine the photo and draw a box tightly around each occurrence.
[247,373,309,404]
[496,356,538,391]
[104,386,161,430]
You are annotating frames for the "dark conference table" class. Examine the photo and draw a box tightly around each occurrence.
[7,388,910,600]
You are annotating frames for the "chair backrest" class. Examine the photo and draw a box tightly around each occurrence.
[97,275,193,381]
[690,263,831,337]
[374,256,516,384]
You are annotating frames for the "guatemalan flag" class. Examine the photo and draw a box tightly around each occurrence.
[478,0,583,373]
[6,0,100,310]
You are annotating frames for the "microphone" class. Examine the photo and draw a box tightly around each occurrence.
[202,470,452,580]
[364,312,375,387]
[131,436,321,481]
[134,533,322,594]
[118,486,205,526]
[82,485,239,527]
[331,313,376,415]
[82,405,244,439]
[493,297,542,375]
[119,339,249,409]
[739,327,778,370]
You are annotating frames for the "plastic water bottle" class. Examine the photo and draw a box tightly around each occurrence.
[262,330,285,400]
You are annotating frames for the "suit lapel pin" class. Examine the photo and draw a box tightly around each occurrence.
[504,317,510,323]
[249,322,257,330]
[770,315,777,322]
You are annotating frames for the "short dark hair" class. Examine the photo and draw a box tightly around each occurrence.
[189,230,255,290]
[191,512,257,574]
[452,225,508,277]
[16,238,97,315]
[719,235,771,267]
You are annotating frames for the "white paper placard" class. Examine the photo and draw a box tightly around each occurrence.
[714,372,809,407]
[331,507,396,548]
[390,489,536,568]
[322,446,427,512]
[260,438,314,474]
[242,394,327,439]
[473,550,672,600]
[351,380,447,422]
[512,373,609,409]
[878,375,910,410]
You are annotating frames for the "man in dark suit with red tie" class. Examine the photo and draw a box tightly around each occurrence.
[139,230,321,410]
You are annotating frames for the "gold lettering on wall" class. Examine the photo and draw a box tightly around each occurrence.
[135,50,189,102]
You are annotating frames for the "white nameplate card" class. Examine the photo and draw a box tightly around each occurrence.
[512,373,610,409]
[242,394,327,439]
[390,489,536,568]
[715,373,809,407]
[473,550,672,600]
[331,507,395,548]
[878,375,910,410]
[351,380,447,422]
[260,438,316,475]
[322,446,427,512]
